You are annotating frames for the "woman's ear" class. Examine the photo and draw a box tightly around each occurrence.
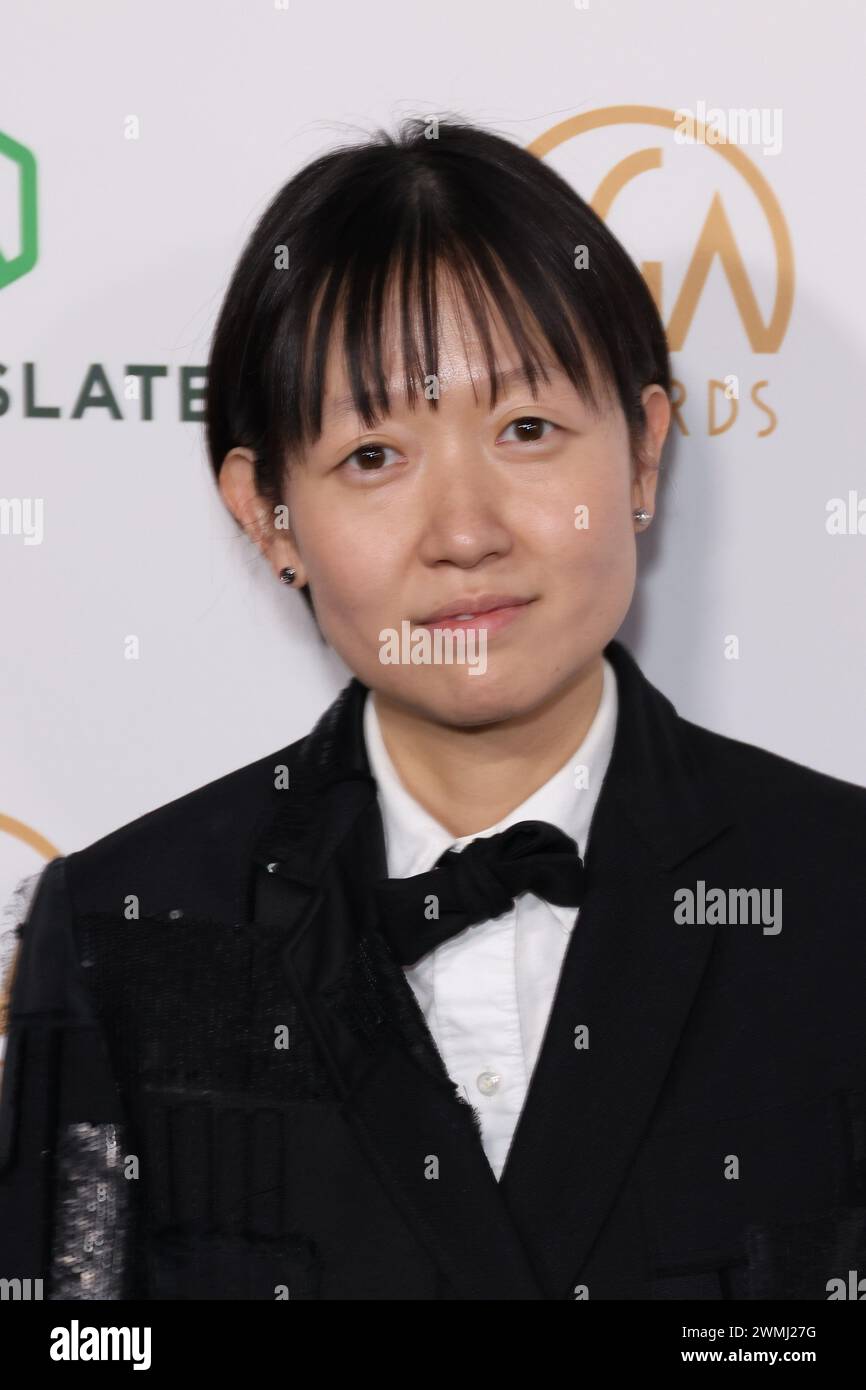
[631,385,672,523]
[218,447,305,584]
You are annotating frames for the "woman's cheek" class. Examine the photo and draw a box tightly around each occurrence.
[552,499,624,585]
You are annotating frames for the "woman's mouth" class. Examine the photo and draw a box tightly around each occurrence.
[415,599,535,637]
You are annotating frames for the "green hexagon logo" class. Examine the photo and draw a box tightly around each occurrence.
[0,130,38,291]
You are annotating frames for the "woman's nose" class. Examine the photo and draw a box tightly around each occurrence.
[414,455,513,568]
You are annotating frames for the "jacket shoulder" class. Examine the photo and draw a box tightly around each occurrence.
[679,712,866,834]
[64,735,309,920]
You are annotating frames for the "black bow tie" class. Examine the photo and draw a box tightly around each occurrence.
[372,819,586,968]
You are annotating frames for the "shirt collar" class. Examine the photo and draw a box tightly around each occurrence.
[363,656,619,932]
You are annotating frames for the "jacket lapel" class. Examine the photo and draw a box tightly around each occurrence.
[497,639,738,1295]
[250,681,546,1299]
[249,640,738,1300]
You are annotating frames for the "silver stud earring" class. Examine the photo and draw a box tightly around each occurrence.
[279,567,297,584]
[633,509,652,524]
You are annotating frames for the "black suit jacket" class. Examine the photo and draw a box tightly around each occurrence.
[2,637,866,1300]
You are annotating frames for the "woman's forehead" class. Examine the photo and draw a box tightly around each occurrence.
[319,342,606,433]
[300,257,613,445]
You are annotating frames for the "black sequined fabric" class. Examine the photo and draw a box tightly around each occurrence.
[49,1122,129,1299]
[74,913,337,1104]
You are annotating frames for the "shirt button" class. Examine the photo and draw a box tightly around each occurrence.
[476,1069,501,1096]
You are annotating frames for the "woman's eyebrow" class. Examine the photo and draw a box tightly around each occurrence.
[323,362,571,423]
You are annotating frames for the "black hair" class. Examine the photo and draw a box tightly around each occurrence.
[205,114,672,632]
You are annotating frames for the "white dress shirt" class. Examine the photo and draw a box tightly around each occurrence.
[362,656,619,1180]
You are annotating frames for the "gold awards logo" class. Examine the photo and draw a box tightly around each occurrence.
[530,105,794,438]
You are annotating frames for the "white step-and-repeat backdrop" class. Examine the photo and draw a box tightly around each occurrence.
[2,0,865,1053]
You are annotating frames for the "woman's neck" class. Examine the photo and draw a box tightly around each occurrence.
[370,655,605,838]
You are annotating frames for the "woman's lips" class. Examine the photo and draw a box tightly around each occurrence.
[416,600,534,637]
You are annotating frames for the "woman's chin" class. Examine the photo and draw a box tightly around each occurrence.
[391,664,548,729]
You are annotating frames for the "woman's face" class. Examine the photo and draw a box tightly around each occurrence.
[222,283,670,728]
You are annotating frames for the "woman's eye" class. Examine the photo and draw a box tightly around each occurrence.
[340,443,401,474]
[499,416,558,444]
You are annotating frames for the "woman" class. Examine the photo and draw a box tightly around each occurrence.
[1,116,865,1301]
